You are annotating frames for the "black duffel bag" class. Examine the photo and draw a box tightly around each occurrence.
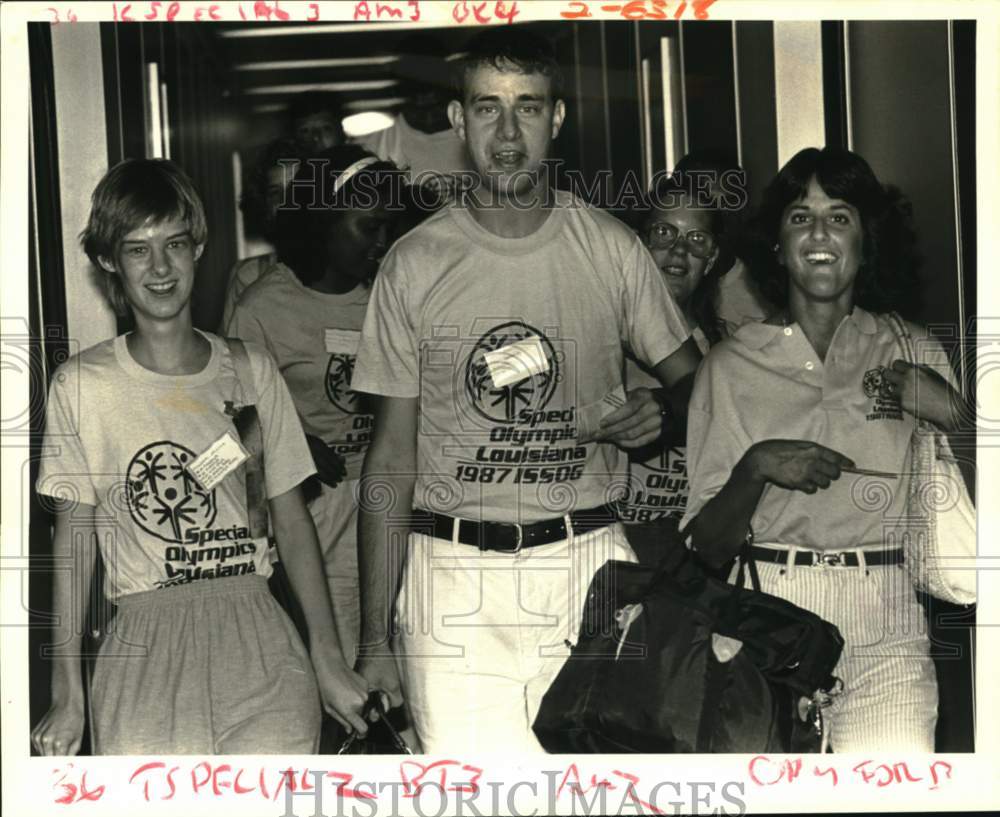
[532,548,844,753]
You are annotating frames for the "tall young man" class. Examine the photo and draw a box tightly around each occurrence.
[352,28,701,753]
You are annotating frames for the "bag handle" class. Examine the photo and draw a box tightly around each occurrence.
[337,691,413,755]
[734,526,762,593]
[224,338,268,539]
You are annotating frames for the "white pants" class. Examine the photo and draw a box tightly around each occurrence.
[395,522,636,754]
[748,552,938,752]
[308,480,360,666]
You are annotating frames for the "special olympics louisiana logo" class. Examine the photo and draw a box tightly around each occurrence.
[126,441,217,543]
[464,321,558,423]
[326,353,361,414]
[863,366,896,400]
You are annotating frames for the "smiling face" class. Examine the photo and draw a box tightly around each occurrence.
[100,216,203,326]
[643,198,718,308]
[778,175,864,309]
[448,61,565,201]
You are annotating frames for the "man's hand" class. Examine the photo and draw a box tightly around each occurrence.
[355,653,404,716]
[31,692,85,756]
[743,440,855,494]
[312,650,371,735]
[593,388,663,449]
[306,434,348,488]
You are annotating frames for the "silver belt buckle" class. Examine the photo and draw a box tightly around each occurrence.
[817,551,843,567]
[495,522,523,554]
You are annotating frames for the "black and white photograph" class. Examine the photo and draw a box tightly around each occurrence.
[1,1,997,814]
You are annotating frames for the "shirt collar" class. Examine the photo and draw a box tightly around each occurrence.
[734,306,878,351]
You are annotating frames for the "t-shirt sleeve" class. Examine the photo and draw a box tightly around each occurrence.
[247,343,317,498]
[679,354,751,532]
[227,300,273,354]
[352,251,420,398]
[35,362,98,507]
[620,237,691,367]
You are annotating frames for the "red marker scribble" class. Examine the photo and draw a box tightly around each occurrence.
[613,770,666,815]
[354,0,421,21]
[327,771,378,800]
[130,762,179,802]
[747,755,803,787]
[400,759,484,797]
[560,0,592,18]
[452,0,518,24]
[555,764,617,798]
[813,765,839,786]
[51,765,105,805]
[47,7,78,24]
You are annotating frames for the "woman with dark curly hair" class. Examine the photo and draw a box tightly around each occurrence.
[680,147,965,751]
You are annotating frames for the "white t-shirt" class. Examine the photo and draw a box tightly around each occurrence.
[621,327,709,523]
[219,252,277,333]
[355,114,470,193]
[36,332,315,600]
[681,308,958,549]
[228,263,373,480]
[353,192,691,523]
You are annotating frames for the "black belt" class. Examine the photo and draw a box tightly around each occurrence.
[412,504,620,553]
[750,545,904,568]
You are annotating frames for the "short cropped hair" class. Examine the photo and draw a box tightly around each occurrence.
[80,159,208,316]
[454,26,564,101]
[274,145,399,286]
[748,147,920,315]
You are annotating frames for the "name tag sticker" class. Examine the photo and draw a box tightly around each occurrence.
[600,385,627,418]
[187,431,250,492]
[325,329,361,355]
[483,336,549,388]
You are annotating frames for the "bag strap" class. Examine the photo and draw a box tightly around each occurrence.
[224,338,268,539]
[734,526,761,592]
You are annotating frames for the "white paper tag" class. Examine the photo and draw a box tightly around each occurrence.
[186,431,250,492]
[600,384,627,418]
[325,328,361,355]
[483,336,549,388]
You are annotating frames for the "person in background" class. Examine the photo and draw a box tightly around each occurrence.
[289,90,345,154]
[620,169,730,567]
[682,146,966,751]
[227,146,398,677]
[31,159,369,756]
[219,138,300,331]
[354,33,471,204]
[672,148,773,334]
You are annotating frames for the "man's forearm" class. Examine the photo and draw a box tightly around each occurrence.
[357,470,415,652]
[688,454,766,568]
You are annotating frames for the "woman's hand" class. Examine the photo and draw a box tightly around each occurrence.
[883,359,963,431]
[744,440,855,494]
[31,693,86,756]
[306,434,348,488]
[311,650,370,736]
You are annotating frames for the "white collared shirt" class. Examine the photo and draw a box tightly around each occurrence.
[681,308,958,549]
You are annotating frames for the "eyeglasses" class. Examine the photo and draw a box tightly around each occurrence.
[646,222,717,259]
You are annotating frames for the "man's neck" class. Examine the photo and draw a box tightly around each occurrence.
[465,186,553,238]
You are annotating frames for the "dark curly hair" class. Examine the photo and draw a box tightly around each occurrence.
[273,145,400,286]
[748,147,921,316]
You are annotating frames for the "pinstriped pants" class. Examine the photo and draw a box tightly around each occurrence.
[749,552,938,752]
